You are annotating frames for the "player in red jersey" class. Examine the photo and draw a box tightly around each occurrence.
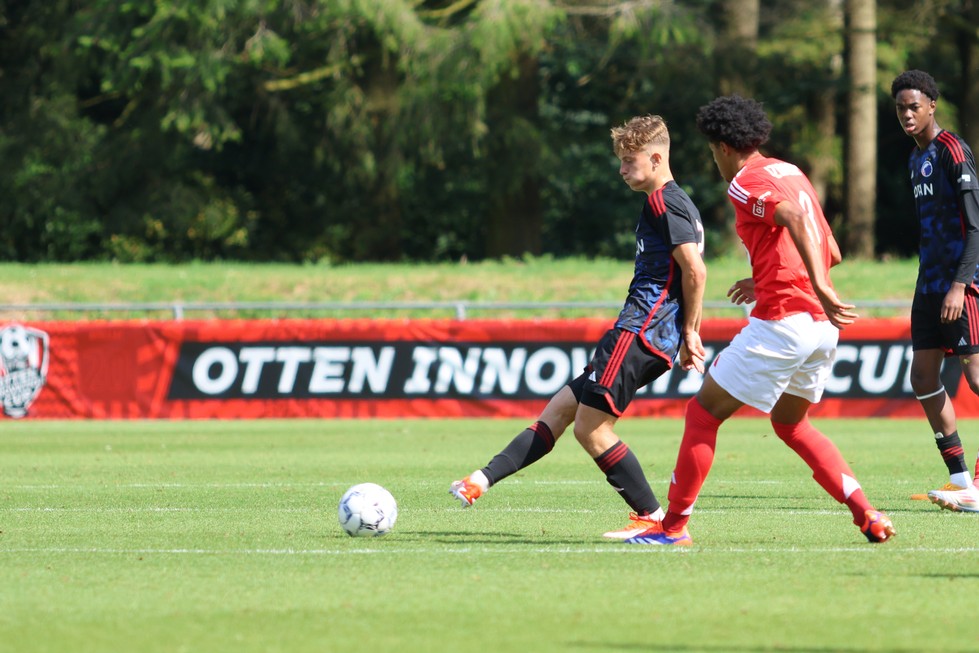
[626,95,895,545]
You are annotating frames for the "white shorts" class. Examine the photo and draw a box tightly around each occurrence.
[708,313,838,414]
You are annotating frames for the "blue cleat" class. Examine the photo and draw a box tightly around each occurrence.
[624,522,693,546]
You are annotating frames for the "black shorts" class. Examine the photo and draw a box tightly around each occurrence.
[567,328,671,417]
[911,287,979,356]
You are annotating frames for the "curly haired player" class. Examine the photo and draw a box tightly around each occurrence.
[627,95,895,545]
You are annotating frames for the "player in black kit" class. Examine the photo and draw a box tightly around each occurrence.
[892,70,979,512]
[449,115,707,538]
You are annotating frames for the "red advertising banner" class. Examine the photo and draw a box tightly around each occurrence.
[0,317,972,420]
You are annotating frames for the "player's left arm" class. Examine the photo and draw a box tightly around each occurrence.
[827,231,843,268]
[942,144,979,323]
[773,200,857,329]
[672,241,706,372]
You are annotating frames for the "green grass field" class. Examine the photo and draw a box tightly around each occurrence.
[2,417,977,653]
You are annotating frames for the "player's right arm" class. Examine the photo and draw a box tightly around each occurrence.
[774,199,857,329]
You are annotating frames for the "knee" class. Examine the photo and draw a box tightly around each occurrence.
[771,418,803,443]
[908,367,939,395]
[572,420,592,446]
[962,365,979,397]
[967,379,979,397]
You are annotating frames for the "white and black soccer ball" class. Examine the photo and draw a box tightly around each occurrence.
[338,483,398,537]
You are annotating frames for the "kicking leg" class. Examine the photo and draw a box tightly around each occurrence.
[450,386,577,507]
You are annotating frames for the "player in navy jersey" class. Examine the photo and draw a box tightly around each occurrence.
[449,115,707,539]
[892,70,979,513]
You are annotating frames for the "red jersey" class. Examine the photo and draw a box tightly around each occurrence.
[727,155,835,321]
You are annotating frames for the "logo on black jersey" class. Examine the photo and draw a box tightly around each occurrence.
[920,158,933,178]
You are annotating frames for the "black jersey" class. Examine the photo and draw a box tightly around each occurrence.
[614,181,704,362]
[908,130,979,294]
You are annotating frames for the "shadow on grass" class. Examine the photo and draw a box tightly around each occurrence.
[401,531,627,546]
[407,530,527,541]
[569,643,976,653]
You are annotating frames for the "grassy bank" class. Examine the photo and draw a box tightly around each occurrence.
[0,256,918,320]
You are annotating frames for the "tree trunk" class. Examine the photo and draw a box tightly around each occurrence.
[359,62,403,261]
[806,1,843,209]
[844,0,876,259]
[717,0,759,97]
[485,53,542,258]
[957,0,979,153]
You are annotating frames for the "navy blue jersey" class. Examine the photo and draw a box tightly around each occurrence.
[909,130,979,294]
[614,181,704,361]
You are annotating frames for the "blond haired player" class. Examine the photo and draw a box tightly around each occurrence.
[450,115,706,539]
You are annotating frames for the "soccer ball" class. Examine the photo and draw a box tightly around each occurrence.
[337,483,398,537]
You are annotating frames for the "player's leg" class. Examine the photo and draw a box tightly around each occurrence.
[919,292,979,511]
[961,353,979,486]
[572,403,663,525]
[967,358,979,489]
[449,385,577,507]
[635,318,801,546]
[572,327,670,536]
[627,374,740,546]
[910,348,978,510]
[909,292,977,505]
[909,348,971,487]
[657,373,739,529]
[955,297,979,503]
[771,318,894,541]
[769,394,892,541]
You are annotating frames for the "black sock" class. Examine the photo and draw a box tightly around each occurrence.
[482,421,555,486]
[594,440,660,515]
[936,431,969,475]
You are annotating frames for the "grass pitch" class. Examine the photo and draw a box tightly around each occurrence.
[1,417,978,653]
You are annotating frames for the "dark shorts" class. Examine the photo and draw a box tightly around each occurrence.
[567,327,672,417]
[911,287,979,356]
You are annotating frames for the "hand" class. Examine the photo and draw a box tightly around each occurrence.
[727,278,756,305]
[816,287,858,329]
[679,333,705,373]
[941,285,966,323]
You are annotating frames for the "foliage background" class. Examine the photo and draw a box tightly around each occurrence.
[0,0,973,264]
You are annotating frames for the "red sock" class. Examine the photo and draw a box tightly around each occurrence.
[663,397,722,532]
[771,417,873,525]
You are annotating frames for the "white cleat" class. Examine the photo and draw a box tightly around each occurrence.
[449,477,483,507]
[602,509,666,539]
[927,484,979,513]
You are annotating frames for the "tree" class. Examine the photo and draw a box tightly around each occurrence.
[716,0,759,96]
[844,0,877,259]
[755,2,844,228]
[953,0,979,152]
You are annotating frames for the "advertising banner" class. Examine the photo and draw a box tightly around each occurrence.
[0,317,970,420]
